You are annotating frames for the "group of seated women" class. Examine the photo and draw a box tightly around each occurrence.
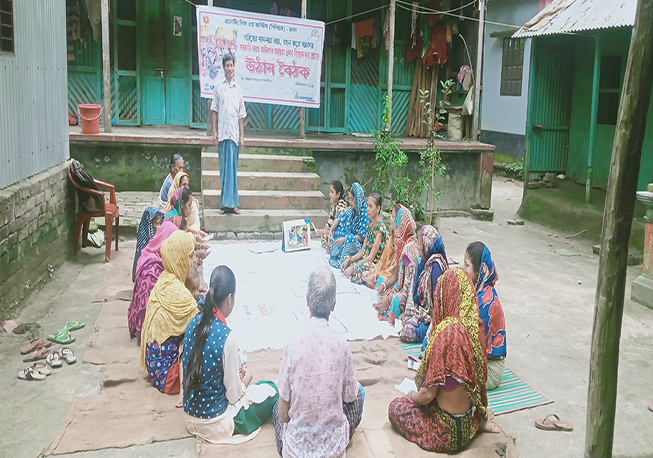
[319,180,507,392]
[125,171,506,454]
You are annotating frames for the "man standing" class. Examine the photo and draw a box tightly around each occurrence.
[212,53,246,215]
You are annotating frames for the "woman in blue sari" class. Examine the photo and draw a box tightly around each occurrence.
[328,183,370,269]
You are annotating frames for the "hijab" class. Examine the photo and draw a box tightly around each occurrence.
[415,267,488,419]
[394,205,419,290]
[414,225,449,313]
[132,207,163,282]
[164,187,184,218]
[474,246,506,357]
[139,230,198,370]
[135,221,178,279]
[164,171,189,213]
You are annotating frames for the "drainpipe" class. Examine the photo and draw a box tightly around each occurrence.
[299,0,307,139]
[472,0,486,140]
[101,0,112,133]
[586,34,601,204]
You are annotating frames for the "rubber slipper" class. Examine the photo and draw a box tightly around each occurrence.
[17,366,47,381]
[535,414,573,431]
[56,321,85,334]
[32,362,51,376]
[58,347,77,364]
[20,338,52,355]
[23,346,53,362]
[648,402,653,413]
[46,351,63,368]
[47,332,76,345]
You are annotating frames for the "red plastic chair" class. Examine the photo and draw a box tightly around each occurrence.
[67,165,120,262]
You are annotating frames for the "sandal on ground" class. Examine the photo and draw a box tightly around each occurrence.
[57,348,77,364]
[23,346,53,362]
[20,338,52,355]
[47,331,76,345]
[31,362,51,376]
[56,321,85,334]
[46,351,63,368]
[535,414,573,431]
[232,207,241,215]
[648,402,653,413]
[218,208,226,215]
[17,366,47,381]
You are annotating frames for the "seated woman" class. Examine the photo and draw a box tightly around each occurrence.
[140,230,198,398]
[463,242,506,390]
[375,205,422,342]
[158,153,184,211]
[315,180,348,252]
[388,267,498,453]
[165,187,206,243]
[273,266,364,457]
[411,225,449,347]
[328,182,370,269]
[129,221,178,344]
[362,232,396,289]
[183,265,278,444]
[341,192,389,284]
[132,206,163,282]
[164,172,203,236]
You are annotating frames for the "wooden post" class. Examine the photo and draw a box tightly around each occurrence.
[299,0,307,139]
[386,0,396,131]
[101,0,112,133]
[472,0,485,141]
[585,1,653,456]
[586,35,601,204]
[207,0,214,137]
[522,37,536,200]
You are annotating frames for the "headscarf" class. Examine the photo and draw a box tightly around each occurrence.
[132,207,163,282]
[333,182,370,240]
[414,225,449,314]
[415,267,488,420]
[140,230,198,370]
[135,221,178,279]
[394,205,419,290]
[164,172,189,213]
[164,187,184,218]
[474,246,506,357]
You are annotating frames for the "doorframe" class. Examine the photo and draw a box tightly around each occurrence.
[112,0,140,126]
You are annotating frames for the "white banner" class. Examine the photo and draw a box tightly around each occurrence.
[196,6,324,108]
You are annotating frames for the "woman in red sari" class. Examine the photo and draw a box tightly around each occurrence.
[388,267,498,452]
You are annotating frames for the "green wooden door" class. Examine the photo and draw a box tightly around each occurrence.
[139,0,190,125]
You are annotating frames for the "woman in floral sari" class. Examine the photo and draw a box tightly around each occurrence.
[388,267,498,453]
[128,221,178,344]
[328,183,370,269]
[342,192,389,284]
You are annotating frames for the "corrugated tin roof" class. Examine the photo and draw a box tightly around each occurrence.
[513,0,636,38]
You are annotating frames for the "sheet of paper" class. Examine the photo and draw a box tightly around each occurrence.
[395,377,417,395]
[407,359,419,371]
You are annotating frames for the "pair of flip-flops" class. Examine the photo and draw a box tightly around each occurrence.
[47,321,84,345]
[535,414,573,431]
[17,362,51,381]
[21,339,54,362]
[46,348,76,367]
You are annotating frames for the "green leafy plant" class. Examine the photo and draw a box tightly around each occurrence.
[372,96,410,207]
[434,79,455,130]
[505,160,524,180]
[414,88,447,224]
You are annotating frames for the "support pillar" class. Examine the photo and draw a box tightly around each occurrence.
[299,0,307,139]
[386,0,395,130]
[632,183,653,308]
[472,0,485,141]
[101,0,112,133]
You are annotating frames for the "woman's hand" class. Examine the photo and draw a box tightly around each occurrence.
[239,364,252,387]
[376,281,387,295]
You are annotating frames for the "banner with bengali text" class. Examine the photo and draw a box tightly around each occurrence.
[196,6,324,108]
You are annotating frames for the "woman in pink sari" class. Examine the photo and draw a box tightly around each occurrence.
[128,221,178,344]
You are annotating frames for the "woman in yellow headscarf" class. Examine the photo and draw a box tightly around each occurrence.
[140,230,198,395]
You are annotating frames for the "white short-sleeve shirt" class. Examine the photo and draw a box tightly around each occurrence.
[211,79,247,144]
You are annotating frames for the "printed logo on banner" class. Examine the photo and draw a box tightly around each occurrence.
[196,6,324,108]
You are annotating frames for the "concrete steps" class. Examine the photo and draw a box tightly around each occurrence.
[204,209,327,233]
[201,149,327,232]
[202,170,320,191]
[201,152,315,173]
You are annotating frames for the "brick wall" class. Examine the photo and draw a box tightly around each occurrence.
[0,161,76,319]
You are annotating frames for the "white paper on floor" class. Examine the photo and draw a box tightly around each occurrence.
[202,240,397,351]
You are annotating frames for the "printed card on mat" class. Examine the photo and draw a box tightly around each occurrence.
[282,219,311,253]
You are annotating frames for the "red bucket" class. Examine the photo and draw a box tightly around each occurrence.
[78,104,102,134]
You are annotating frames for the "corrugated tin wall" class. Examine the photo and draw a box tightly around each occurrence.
[0,0,69,189]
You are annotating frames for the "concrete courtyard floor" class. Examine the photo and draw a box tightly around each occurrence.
[1,177,652,457]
